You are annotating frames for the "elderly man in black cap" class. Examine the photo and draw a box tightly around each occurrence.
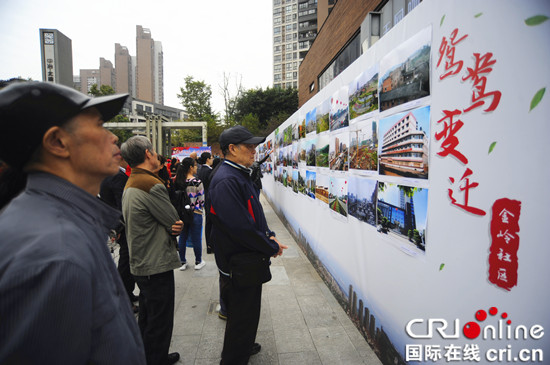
[207,125,287,364]
[0,81,146,364]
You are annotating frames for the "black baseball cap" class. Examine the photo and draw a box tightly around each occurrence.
[219,125,266,150]
[0,81,128,168]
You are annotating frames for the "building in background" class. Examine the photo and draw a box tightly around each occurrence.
[99,57,115,89]
[115,43,133,96]
[299,0,423,107]
[79,69,100,94]
[272,0,337,90]
[153,41,164,105]
[136,25,164,104]
[39,29,73,87]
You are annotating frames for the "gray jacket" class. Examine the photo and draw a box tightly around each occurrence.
[0,172,145,364]
[122,167,181,276]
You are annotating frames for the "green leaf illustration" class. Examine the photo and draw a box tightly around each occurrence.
[488,142,497,154]
[525,15,549,26]
[440,15,446,27]
[474,13,483,18]
[439,263,445,271]
[530,88,546,112]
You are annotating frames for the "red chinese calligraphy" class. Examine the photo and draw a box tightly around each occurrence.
[448,168,486,216]
[462,52,502,113]
[435,109,468,165]
[488,199,521,291]
[437,28,469,80]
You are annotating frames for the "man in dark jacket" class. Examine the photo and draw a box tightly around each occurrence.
[208,126,287,364]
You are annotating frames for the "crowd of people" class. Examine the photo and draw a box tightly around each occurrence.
[0,81,287,365]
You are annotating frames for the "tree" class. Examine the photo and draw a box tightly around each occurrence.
[177,76,214,121]
[88,84,115,97]
[219,72,243,126]
[233,87,298,136]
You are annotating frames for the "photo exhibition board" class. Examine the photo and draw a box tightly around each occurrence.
[258,0,550,361]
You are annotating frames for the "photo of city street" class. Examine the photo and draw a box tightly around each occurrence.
[376,182,428,251]
[329,130,349,171]
[350,119,378,172]
[349,66,379,120]
[330,87,350,132]
[379,26,431,112]
[348,176,377,227]
[292,169,300,193]
[329,176,348,217]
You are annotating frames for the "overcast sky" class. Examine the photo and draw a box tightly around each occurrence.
[0,0,273,115]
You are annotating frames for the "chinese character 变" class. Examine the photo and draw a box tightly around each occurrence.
[448,168,487,216]
[444,344,462,362]
[497,268,508,282]
[435,109,468,165]
[406,344,423,362]
[425,345,442,361]
[437,28,469,80]
[462,52,502,113]
[463,344,481,361]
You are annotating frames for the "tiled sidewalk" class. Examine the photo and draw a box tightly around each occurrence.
[167,194,382,364]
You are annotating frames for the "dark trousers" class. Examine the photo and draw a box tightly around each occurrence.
[220,274,262,365]
[117,232,136,302]
[134,271,175,365]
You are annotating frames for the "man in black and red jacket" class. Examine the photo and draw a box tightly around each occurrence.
[207,126,287,365]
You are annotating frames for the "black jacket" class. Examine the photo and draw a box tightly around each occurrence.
[207,160,278,273]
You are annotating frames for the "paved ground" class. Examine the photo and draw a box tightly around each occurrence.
[115,194,382,364]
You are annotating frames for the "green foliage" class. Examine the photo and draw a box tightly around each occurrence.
[488,141,497,154]
[530,87,545,111]
[413,229,422,245]
[233,87,298,136]
[88,84,115,96]
[106,115,133,142]
[177,76,214,121]
[525,15,548,26]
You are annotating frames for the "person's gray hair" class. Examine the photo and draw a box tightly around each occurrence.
[121,136,153,168]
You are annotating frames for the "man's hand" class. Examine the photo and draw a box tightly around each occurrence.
[172,220,183,235]
[270,236,288,257]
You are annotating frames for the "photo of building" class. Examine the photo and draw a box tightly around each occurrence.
[379,105,429,179]
[350,119,378,171]
[379,26,431,112]
[349,67,379,120]
[348,176,377,227]
[315,173,329,204]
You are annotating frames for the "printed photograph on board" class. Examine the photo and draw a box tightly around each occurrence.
[379,26,431,112]
[306,108,317,134]
[274,165,281,183]
[299,118,306,139]
[293,122,300,142]
[315,173,329,204]
[305,170,316,199]
[292,169,299,193]
[316,99,330,133]
[282,167,289,188]
[316,134,330,168]
[292,142,299,168]
[330,87,350,132]
[350,118,378,172]
[329,129,349,171]
[378,105,430,179]
[329,176,348,217]
[349,65,379,120]
[348,176,377,227]
[305,138,317,167]
[297,168,306,195]
[283,125,293,147]
[376,182,428,252]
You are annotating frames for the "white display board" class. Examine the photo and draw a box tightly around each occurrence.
[260,0,550,363]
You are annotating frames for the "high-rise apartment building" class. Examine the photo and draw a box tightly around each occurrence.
[99,57,115,89]
[79,69,100,94]
[136,25,163,104]
[273,0,337,90]
[115,43,132,95]
[39,29,74,87]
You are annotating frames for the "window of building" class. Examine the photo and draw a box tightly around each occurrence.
[274,36,282,43]
[318,33,361,90]
[274,26,281,34]
[274,55,282,62]
[274,74,282,81]
[274,16,282,25]
[274,64,282,72]
[274,45,282,53]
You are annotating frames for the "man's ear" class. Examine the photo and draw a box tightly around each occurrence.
[41,126,70,158]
